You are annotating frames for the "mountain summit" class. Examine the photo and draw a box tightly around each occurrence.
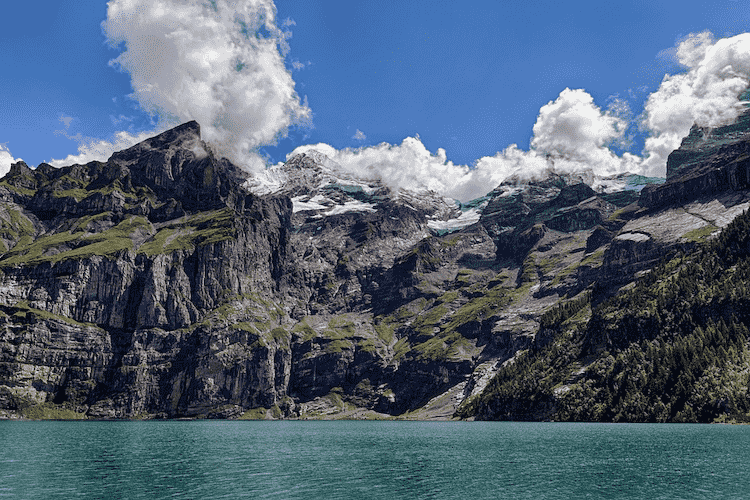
[2,116,750,422]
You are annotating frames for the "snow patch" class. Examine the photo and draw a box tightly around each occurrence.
[292,195,328,213]
[591,177,628,194]
[616,232,650,242]
[495,186,524,198]
[325,200,377,216]
[427,207,483,233]
[592,173,665,193]
[244,167,288,195]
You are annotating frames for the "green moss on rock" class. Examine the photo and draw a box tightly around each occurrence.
[21,403,86,420]
[0,215,151,267]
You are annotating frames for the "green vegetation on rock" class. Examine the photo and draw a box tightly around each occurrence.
[292,321,317,342]
[20,403,86,420]
[137,208,236,256]
[6,301,100,329]
[239,407,270,420]
[0,215,151,266]
[464,209,750,423]
[682,224,718,242]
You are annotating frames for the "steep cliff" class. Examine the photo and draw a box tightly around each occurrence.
[640,103,750,210]
[0,122,297,419]
[463,104,750,423]
[4,113,750,422]
[0,123,610,419]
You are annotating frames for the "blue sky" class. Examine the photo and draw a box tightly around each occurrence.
[2,1,750,200]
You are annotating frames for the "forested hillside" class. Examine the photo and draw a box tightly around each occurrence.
[462,209,750,422]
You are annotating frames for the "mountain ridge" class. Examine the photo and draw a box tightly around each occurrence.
[1,115,750,421]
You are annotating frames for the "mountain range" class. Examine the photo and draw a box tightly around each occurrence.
[2,107,750,422]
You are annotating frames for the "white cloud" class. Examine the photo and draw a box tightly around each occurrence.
[642,31,750,175]
[284,88,641,202]
[290,59,307,71]
[530,88,639,177]
[49,129,161,168]
[287,139,480,200]
[103,0,311,174]
[110,114,135,126]
[656,46,679,65]
[532,88,624,158]
[606,97,635,150]
[606,96,632,121]
[352,129,366,141]
[0,143,20,178]
[58,114,74,129]
[289,31,750,201]
[54,114,77,140]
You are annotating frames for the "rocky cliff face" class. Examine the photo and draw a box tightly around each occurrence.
[641,105,750,210]
[592,105,750,294]
[3,115,750,421]
[0,122,296,419]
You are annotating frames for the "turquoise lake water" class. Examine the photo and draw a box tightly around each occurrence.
[0,421,748,499]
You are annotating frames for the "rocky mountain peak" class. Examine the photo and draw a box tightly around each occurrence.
[245,150,345,197]
[641,102,750,209]
[7,160,32,177]
[245,149,462,230]
[498,169,596,191]
[3,116,750,422]
[103,120,249,213]
[666,107,750,182]
[111,120,203,163]
[283,151,331,172]
[0,120,257,227]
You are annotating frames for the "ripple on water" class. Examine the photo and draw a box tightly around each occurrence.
[0,421,749,499]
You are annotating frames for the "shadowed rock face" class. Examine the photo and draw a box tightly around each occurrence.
[641,107,750,210]
[109,121,251,213]
[3,115,750,422]
[0,123,291,330]
[592,104,750,296]
[479,175,618,263]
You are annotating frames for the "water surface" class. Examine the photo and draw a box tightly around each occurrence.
[0,421,747,499]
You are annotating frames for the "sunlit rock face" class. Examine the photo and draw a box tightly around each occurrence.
[3,116,750,422]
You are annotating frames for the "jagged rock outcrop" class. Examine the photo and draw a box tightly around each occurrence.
[585,104,750,294]
[641,107,750,210]
[0,123,298,418]
[480,174,621,263]
[5,113,750,422]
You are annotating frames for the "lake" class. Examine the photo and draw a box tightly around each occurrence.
[0,421,747,499]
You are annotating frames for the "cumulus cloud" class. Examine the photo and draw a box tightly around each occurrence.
[286,88,640,201]
[532,88,624,158]
[103,0,311,173]
[110,114,136,127]
[79,10,750,202]
[282,31,750,199]
[606,97,635,150]
[530,88,640,176]
[49,129,161,168]
[352,129,366,141]
[642,31,750,175]
[0,143,20,178]
[287,138,475,198]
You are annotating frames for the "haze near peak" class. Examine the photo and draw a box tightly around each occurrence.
[99,0,310,173]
